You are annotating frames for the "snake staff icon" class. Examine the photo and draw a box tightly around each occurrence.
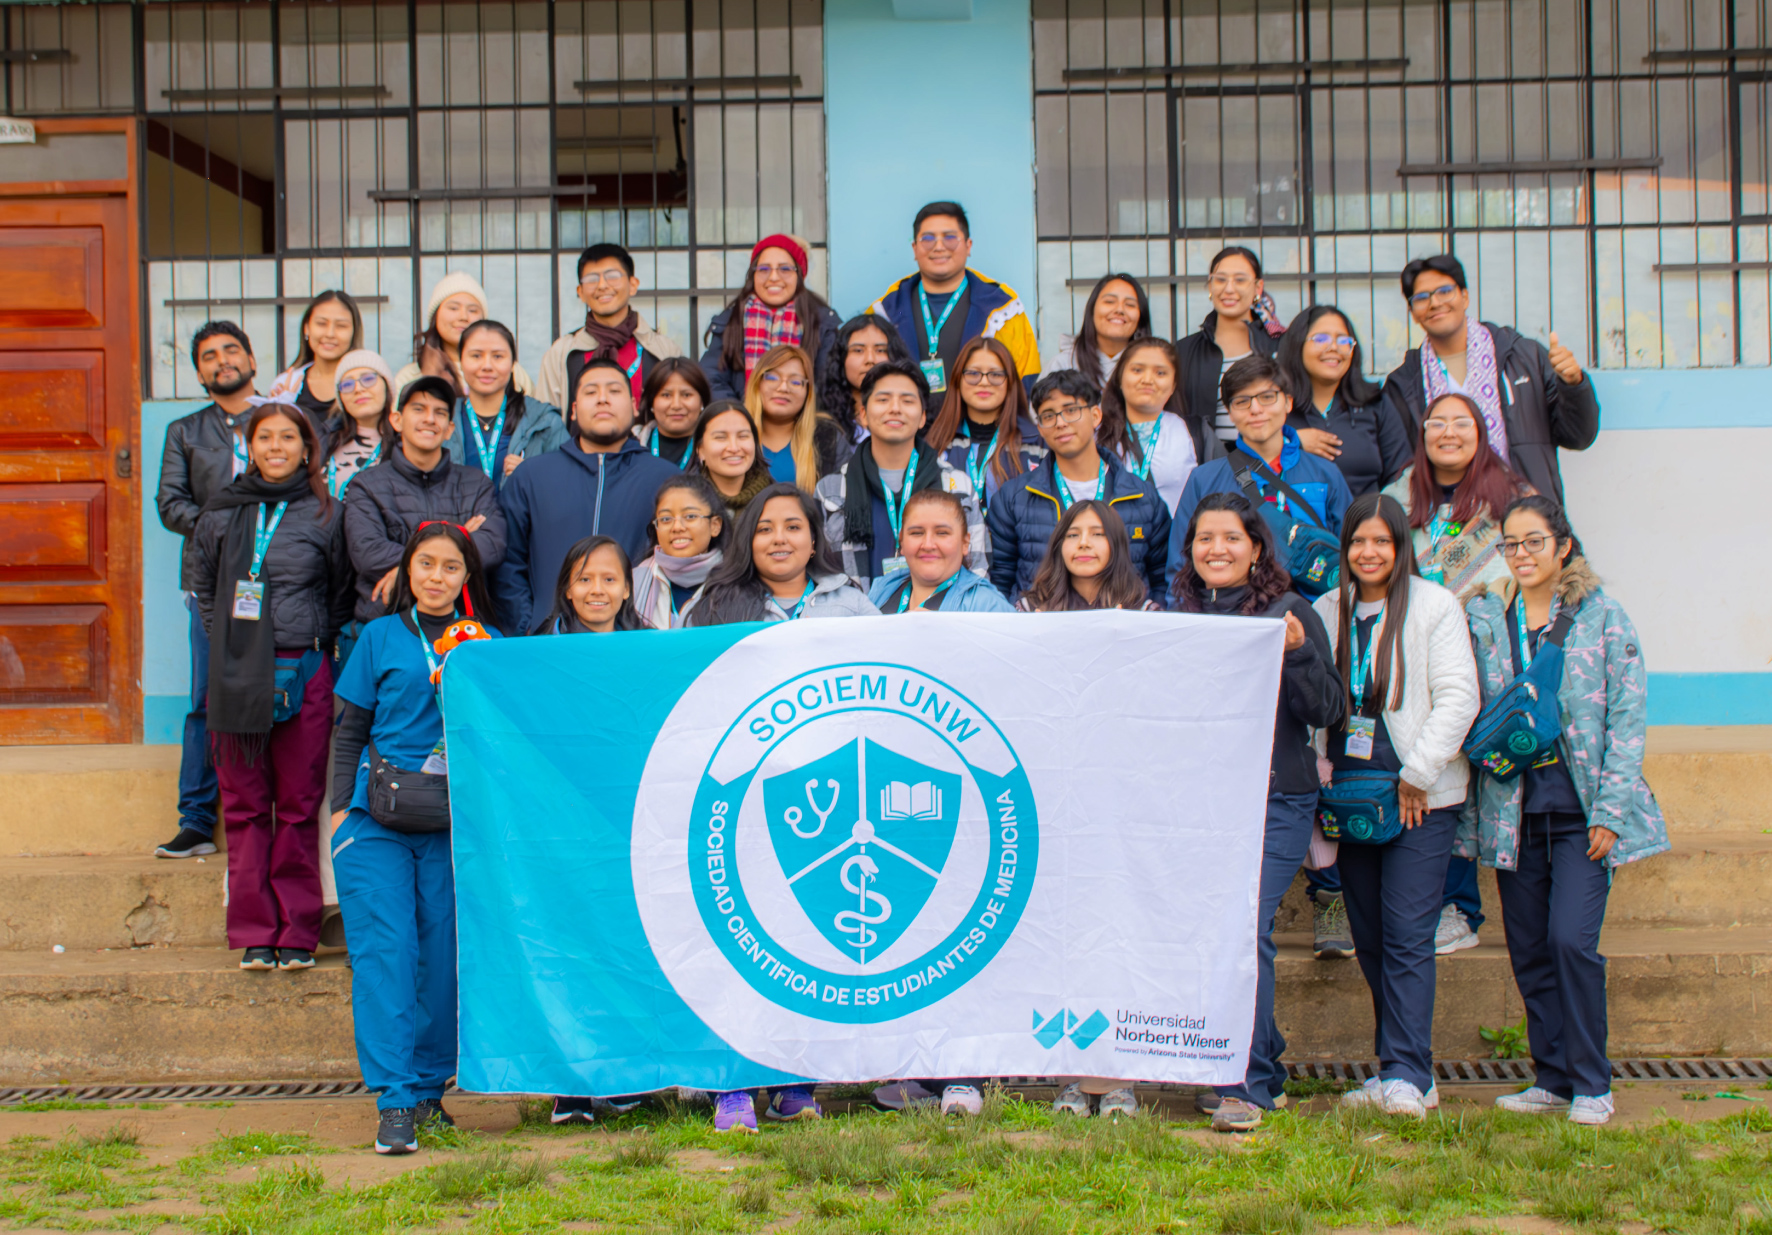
[780,741,940,964]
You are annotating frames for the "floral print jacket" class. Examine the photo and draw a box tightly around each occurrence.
[1456,557,1670,871]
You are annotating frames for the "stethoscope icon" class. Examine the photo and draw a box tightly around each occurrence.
[782,778,841,839]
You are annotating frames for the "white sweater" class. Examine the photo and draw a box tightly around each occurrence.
[1313,578,1481,809]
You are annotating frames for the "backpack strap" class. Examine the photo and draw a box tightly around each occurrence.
[1543,606,1576,648]
[1227,447,1329,530]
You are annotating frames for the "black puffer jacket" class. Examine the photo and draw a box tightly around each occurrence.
[342,448,507,623]
[984,451,1171,602]
[191,488,354,650]
[157,403,247,591]
[1174,309,1282,447]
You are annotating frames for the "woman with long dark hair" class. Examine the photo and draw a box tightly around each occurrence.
[632,474,730,629]
[1311,492,1479,1118]
[190,401,353,974]
[1016,500,1156,613]
[330,521,500,1154]
[1097,337,1219,512]
[1168,491,1343,1135]
[701,234,842,402]
[531,534,649,635]
[817,313,913,441]
[688,400,775,523]
[319,349,395,501]
[743,343,850,493]
[680,483,877,628]
[636,355,712,467]
[1047,272,1151,388]
[442,319,566,491]
[1174,246,1286,447]
[1278,304,1412,496]
[923,336,1043,514]
[394,272,535,397]
[264,290,364,420]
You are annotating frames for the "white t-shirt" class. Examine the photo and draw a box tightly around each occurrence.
[1213,350,1251,442]
[1118,413,1199,514]
[1048,336,1120,390]
[1061,475,1100,503]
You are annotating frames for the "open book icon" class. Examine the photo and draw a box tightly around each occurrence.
[879,780,942,822]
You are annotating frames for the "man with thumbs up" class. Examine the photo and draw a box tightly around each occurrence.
[1381,254,1599,504]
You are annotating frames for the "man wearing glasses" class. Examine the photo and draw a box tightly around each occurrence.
[535,243,685,410]
[1381,254,1598,505]
[867,201,1040,413]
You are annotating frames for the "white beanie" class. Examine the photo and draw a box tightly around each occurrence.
[425,271,491,324]
[334,348,396,395]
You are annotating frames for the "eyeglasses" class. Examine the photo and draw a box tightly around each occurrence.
[1227,388,1286,412]
[1408,284,1461,308]
[753,263,799,280]
[654,512,711,530]
[1307,332,1357,349]
[961,368,1008,386]
[761,372,806,391]
[917,231,964,248]
[1207,273,1255,290]
[1423,416,1477,433]
[1499,535,1553,557]
[1033,403,1089,427]
[337,373,381,394]
[580,269,630,287]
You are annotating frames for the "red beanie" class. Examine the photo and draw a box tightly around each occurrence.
[750,234,808,276]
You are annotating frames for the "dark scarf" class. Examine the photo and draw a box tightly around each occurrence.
[843,438,943,549]
[722,470,775,522]
[582,309,639,365]
[204,472,321,758]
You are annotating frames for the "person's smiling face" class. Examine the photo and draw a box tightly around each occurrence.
[861,374,925,447]
[653,489,720,559]
[649,373,704,438]
[698,409,757,483]
[305,299,355,362]
[250,412,306,481]
[1061,508,1112,580]
[566,543,630,632]
[1192,510,1258,589]
[752,495,815,587]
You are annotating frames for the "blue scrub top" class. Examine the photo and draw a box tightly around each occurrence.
[334,611,502,813]
[761,443,795,486]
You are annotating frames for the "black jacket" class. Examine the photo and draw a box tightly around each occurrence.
[158,403,248,591]
[342,448,507,624]
[1287,393,1414,498]
[1188,587,1345,795]
[1174,310,1281,449]
[191,488,354,650]
[984,452,1171,603]
[700,301,844,403]
[1380,322,1600,504]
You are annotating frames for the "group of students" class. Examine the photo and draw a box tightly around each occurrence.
[153,202,1664,1153]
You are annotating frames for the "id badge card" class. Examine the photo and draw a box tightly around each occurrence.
[919,358,947,393]
[881,555,908,576]
[232,579,265,620]
[1345,715,1376,760]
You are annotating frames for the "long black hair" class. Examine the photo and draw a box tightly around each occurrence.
[1020,499,1150,612]
[1332,492,1416,715]
[639,355,713,429]
[1070,273,1152,383]
[458,319,531,427]
[1168,491,1293,614]
[817,313,913,438]
[686,399,772,495]
[711,251,833,386]
[388,521,499,628]
[243,402,333,515]
[1277,304,1382,410]
[683,483,843,626]
[291,290,364,368]
[533,534,648,634]
[1097,337,1184,470]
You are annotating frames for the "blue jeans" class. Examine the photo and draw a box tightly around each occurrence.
[1216,789,1317,1110]
[177,595,219,836]
[1443,855,1485,930]
[1337,805,1461,1093]
[1305,862,1341,897]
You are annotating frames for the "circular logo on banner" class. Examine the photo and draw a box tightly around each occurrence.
[651,662,1038,1025]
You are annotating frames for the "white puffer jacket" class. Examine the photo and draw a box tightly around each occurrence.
[1313,577,1481,809]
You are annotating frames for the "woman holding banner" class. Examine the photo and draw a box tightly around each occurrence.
[330,522,500,1155]
[868,490,1013,616]
[1169,491,1345,1133]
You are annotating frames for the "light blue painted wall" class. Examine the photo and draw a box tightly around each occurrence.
[822,0,1037,319]
[142,399,206,745]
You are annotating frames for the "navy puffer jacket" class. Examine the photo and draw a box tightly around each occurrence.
[984,452,1172,603]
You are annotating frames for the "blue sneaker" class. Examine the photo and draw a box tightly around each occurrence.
[713,1090,757,1133]
[765,1086,822,1122]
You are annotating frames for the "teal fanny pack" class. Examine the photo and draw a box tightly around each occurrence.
[1317,769,1402,844]
[272,648,324,724]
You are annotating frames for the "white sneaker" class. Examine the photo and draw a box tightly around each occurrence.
[1378,1079,1428,1118]
[1570,1093,1615,1125]
[873,1081,938,1111]
[1342,1076,1439,1109]
[1052,1082,1093,1117]
[1434,903,1479,954]
[1495,1086,1571,1115]
[940,1085,983,1116]
[1098,1087,1137,1119]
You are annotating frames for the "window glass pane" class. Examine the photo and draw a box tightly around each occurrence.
[280,1,411,108]
[1743,81,1771,218]
[416,0,550,107]
[285,118,411,251]
[7,3,135,114]
[146,115,276,258]
[1177,93,1301,231]
[145,2,275,112]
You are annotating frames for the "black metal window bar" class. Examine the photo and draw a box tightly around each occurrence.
[1032,0,1772,373]
[3,0,825,400]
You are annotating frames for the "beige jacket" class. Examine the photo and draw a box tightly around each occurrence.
[534,314,684,409]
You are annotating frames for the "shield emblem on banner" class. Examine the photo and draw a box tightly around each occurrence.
[762,738,962,965]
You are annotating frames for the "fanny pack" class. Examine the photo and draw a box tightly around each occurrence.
[272,648,324,724]
[366,740,452,833]
[1463,607,1575,781]
[1228,449,1340,599]
[1316,768,1403,845]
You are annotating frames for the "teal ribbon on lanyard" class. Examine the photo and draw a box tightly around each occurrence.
[326,442,381,499]
[917,275,968,356]
[230,430,249,477]
[1127,416,1162,481]
[1348,607,1381,712]
[648,424,692,470]
[883,449,919,549]
[896,570,959,613]
[786,580,818,620]
[467,395,507,479]
[964,426,1000,508]
[1054,455,1106,511]
[412,606,443,696]
[1513,596,1538,672]
[249,501,289,581]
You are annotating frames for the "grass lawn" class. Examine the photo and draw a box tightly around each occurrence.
[1,1084,1769,1233]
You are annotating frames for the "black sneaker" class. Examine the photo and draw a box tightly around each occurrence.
[415,1098,454,1128]
[551,1096,596,1125]
[276,947,315,970]
[239,947,276,970]
[156,827,217,859]
[376,1108,418,1155]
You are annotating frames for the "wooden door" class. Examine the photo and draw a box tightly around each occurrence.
[0,167,141,743]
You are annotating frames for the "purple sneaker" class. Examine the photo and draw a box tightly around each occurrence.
[713,1090,757,1134]
[765,1086,822,1122]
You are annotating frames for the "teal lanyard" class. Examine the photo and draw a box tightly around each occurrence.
[963,425,1001,505]
[1349,607,1381,712]
[624,348,643,381]
[786,580,818,620]
[413,607,443,696]
[1127,416,1162,481]
[326,442,381,499]
[1054,455,1106,511]
[249,501,289,581]
[917,274,968,354]
[647,425,692,470]
[896,571,959,613]
[230,430,249,477]
[1513,597,1538,672]
[467,396,507,479]
[883,449,919,547]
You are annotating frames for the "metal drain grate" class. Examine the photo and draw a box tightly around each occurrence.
[0,1080,375,1105]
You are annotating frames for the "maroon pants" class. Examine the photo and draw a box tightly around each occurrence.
[215,654,333,950]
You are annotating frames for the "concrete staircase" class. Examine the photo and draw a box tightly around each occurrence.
[0,733,1767,1085]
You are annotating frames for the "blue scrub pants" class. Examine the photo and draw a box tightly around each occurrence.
[1216,789,1316,1110]
[178,595,220,837]
[1336,804,1461,1094]
[1311,858,1482,932]
[332,808,457,1111]
[1495,812,1613,1099]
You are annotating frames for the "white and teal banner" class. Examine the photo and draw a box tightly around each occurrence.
[445,612,1282,1095]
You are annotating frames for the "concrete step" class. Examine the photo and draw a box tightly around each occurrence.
[2,927,1766,1086]
[0,856,226,951]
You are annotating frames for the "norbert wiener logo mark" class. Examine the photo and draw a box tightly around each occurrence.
[688,662,1039,1025]
[1032,1008,1108,1050]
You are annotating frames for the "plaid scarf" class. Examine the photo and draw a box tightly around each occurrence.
[1421,319,1508,461]
[741,296,802,380]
